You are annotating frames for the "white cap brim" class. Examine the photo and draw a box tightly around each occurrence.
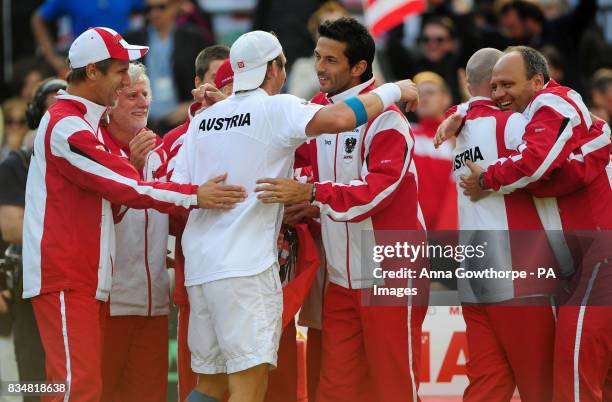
[232,63,268,92]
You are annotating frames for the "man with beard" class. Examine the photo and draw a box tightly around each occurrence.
[255,18,427,402]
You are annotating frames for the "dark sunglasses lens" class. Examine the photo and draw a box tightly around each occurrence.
[147,4,167,12]
[7,119,26,125]
[421,36,446,44]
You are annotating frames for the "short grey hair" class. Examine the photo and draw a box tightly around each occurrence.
[506,46,550,83]
[127,62,152,100]
[466,48,504,86]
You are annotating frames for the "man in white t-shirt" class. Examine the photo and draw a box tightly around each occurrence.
[171,30,419,402]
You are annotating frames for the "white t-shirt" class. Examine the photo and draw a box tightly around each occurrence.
[172,88,323,286]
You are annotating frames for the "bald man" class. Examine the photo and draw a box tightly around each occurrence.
[439,46,612,402]
[442,48,560,402]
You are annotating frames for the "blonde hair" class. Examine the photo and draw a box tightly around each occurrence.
[127,62,152,101]
[307,1,349,40]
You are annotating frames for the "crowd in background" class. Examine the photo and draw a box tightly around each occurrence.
[0,0,611,156]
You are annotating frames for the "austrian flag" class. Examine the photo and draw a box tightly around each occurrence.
[363,0,426,37]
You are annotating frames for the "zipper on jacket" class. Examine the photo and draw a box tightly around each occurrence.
[144,210,153,316]
[334,134,353,289]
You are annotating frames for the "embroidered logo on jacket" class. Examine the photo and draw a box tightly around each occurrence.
[344,137,357,154]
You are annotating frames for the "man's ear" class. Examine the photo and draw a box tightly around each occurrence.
[86,64,98,80]
[194,76,202,89]
[264,62,275,81]
[350,60,367,79]
[532,73,545,90]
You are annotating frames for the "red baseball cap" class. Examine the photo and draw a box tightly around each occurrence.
[214,59,234,89]
[68,27,149,69]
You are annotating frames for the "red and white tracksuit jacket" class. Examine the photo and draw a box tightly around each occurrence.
[482,80,612,231]
[301,79,427,402]
[23,91,199,301]
[99,127,170,402]
[155,102,201,308]
[476,81,612,402]
[99,127,170,317]
[412,117,458,230]
[452,97,559,402]
[155,103,199,402]
[302,78,425,289]
[452,97,562,302]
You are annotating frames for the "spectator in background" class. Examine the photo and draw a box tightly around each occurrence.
[23,78,67,148]
[541,45,565,85]
[0,78,66,402]
[13,60,51,104]
[124,0,210,134]
[411,71,457,231]
[31,0,146,75]
[1,99,28,161]
[176,0,215,45]
[390,17,463,104]
[590,69,612,124]
[253,0,319,69]
[498,0,597,92]
[415,17,463,103]
[287,1,349,99]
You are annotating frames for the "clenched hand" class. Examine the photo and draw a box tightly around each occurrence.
[129,129,157,172]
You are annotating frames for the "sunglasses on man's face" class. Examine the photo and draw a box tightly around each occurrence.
[6,118,26,126]
[419,36,449,45]
[146,3,170,12]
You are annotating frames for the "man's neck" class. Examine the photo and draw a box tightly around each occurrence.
[107,122,136,147]
[67,84,102,105]
[328,78,362,97]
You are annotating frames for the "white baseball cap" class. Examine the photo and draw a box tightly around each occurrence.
[68,27,149,69]
[230,31,283,92]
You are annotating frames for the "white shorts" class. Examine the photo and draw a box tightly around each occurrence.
[187,266,282,374]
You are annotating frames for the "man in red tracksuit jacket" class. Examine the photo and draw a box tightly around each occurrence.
[460,46,612,402]
[256,18,428,402]
[22,28,245,402]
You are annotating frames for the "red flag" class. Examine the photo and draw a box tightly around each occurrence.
[281,223,321,328]
[363,0,426,37]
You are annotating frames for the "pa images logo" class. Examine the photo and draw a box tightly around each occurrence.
[344,137,357,154]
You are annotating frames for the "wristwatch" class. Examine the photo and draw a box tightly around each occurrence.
[478,173,486,190]
[310,183,317,203]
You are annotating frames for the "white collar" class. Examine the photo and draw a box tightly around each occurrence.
[466,96,493,104]
[329,77,376,103]
[55,90,108,132]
